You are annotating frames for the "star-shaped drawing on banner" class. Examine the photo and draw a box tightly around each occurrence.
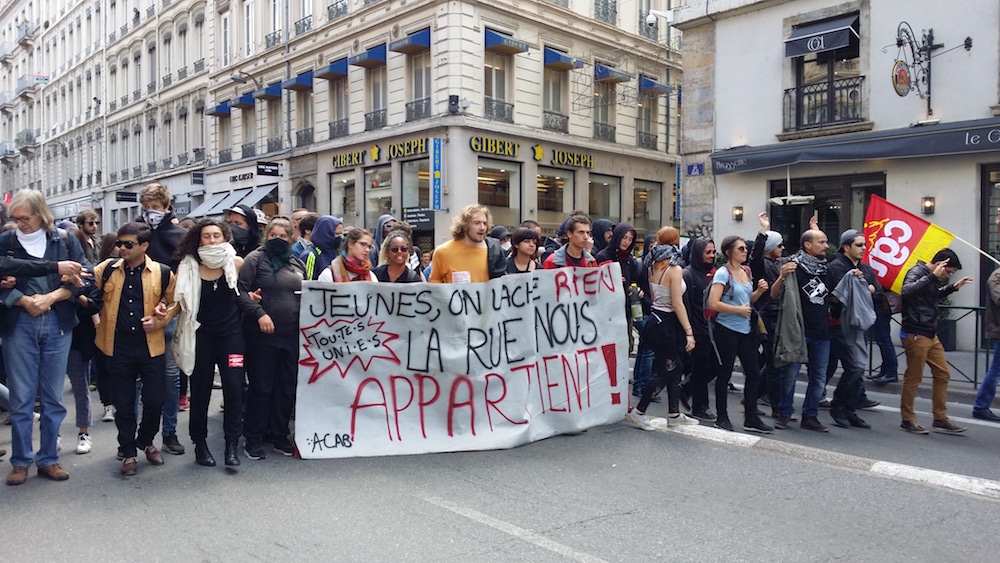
[300,317,400,384]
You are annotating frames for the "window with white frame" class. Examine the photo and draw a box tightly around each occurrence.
[484,52,507,101]
[543,68,564,114]
[244,0,255,57]
[297,90,313,129]
[411,51,431,101]
[593,81,614,125]
[330,77,347,121]
[243,106,256,145]
[221,14,230,67]
[369,66,387,111]
[270,0,280,31]
[267,98,281,137]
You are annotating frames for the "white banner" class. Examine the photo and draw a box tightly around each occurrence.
[294,262,628,458]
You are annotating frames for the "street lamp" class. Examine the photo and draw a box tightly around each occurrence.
[230,71,262,90]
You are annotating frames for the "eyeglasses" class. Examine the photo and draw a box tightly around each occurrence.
[355,241,373,249]
[705,250,717,254]
[114,240,138,249]
[853,242,866,248]
[388,246,409,253]
[735,246,748,252]
[12,215,34,224]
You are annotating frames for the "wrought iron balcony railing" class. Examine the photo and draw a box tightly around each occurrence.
[295,15,313,35]
[365,109,387,131]
[405,98,431,122]
[267,137,283,152]
[783,76,865,132]
[484,97,514,123]
[329,119,349,139]
[241,142,256,158]
[543,111,568,133]
[637,131,657,150]
[296,128,314,146]
[594,122,616,142]
[218,148,232,163]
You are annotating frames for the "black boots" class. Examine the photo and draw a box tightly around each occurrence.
[194,441,216,467]
[225,440,240,466]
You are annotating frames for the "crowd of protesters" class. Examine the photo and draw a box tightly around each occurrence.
[0,184,993,486]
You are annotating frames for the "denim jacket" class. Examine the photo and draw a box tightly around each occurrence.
[0,229,94,337]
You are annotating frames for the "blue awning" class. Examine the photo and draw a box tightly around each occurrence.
[231,93,255,109]
[543,47,584,71]
[205,101,230,117]
[205,189,252,216]
[316,57,349,79]
[390,28,430,54]
[594,63,631,83]
[348,44,387,68]
[484,29,529,55]
[785,14,859,57]
[185,192,229,218]
[639,76,672,95]
[254,82,281,101]
[281,70,314,91]
[237,184,278,208]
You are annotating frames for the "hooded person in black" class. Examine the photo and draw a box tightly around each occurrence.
[226,203,261,258]
[597,223,641,353]
[680,236,719,420]
[591,219,615,256]
[300,215,343,280]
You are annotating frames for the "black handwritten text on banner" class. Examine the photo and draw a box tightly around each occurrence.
[295,263,628,458]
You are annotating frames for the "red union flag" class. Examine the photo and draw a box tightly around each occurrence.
[863,195,954,293]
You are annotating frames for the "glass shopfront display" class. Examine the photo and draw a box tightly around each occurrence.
[329,170,356,220]
[537,166,574,236]
[477,158,521,229]
[364,165,393,230]
[401,159,430,210]
[633,179,662,236]
[588,173,621,223]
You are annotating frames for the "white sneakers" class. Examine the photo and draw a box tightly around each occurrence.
[667,413,700,427]
[624,410,656,431]
[76,433,92,455]
[101,405,116,422]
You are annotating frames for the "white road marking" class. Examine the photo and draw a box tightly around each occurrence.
[421,495,609,563]
[870,462,1000,500]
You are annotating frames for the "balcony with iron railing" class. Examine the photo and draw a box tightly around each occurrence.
[147,162,157,174]
[194,59,205,73]
[267,137,283,152]
[147,81,157,95]
[133,165,142,178]
[296,128,314,147]
[163,73,172,87]
[365,109,387,131]
[295,15,313,35]
[543,111,569,133]
[265,30,282,49]
[177,66,188,79]
[595,0,617,25]
[783,76,865,132]
[16,74,36,96]
[120,168,129,180]
[14,128,39,149]
[133,89,141,102]
[594,122,616,142]
[242,142,256,158]
[484,97,514,123]
[546,0,569,6]
[162,157,173,169]
[121,95,129,106]
[17,20,38,45]
[329,118,349,139]
[147,6,155,18]
[406,98,431,122]
[178,153,189,165]
[327,0,348,22]
[636,131,657,150]
[219,148,232,163]
[96,170,103,183]
[109,100,118,111]
[0,41,15,63]
[110,171,118,183]
[194,149,205,162]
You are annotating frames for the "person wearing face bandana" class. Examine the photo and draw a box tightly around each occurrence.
[237,217,305,459]
[138,183,188,457]
[300,215,344,280]
[224,204,262,258]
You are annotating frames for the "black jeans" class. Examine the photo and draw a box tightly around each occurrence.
[828,323,865,414]
[189,329,245,443]
[686,340,717,412]
[636,310,684,414]
[244,330,297,442]
[93,351,114,408]
[760,311,781,408]
[713,324,761,423]
[110,336,166,458]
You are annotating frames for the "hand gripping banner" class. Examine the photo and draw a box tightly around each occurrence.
[294,262,629,459]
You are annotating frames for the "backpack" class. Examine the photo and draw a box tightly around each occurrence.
[702,264,752,363]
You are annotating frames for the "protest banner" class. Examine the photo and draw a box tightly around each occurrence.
[294,262,629,459]
[864,195,955,293]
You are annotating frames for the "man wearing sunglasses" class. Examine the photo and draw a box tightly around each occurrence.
[824,229,881,430]
[93,222,177,476]
[75,209,102,265]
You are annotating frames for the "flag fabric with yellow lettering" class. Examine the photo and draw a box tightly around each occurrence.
[863,195,955,293]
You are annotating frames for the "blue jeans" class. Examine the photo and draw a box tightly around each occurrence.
[161,318,180,437]
[632,316,655,394]
[778,337,831,418]
[4,310,72,468]
[974,340,1000,411]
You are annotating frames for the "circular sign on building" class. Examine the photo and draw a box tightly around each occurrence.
[892,60,911,97]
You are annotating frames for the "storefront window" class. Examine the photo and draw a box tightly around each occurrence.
[401,159,429,210]
[478,158,521,229]
[365,165,393,230]
[329,170,356,220]
[588,173,621,223]
[537,166,574,236]
[633,179,662,236]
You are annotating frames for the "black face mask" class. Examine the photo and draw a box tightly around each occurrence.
[231,225,250,245]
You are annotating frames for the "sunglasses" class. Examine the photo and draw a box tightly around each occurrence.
[853,242,866,248]
[735,246,748,252]
[389,246,409,253]
[114,240,140,249]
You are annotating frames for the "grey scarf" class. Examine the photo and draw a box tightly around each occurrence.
[791,250,827,277]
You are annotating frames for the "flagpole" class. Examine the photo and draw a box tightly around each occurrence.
[951,234,1000,267]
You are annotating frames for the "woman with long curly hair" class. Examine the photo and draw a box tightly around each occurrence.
[172,219,245,467]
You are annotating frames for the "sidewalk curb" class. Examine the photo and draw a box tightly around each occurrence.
[647,421,1000,500]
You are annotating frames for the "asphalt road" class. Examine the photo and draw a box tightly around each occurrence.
[2,381,1000,561]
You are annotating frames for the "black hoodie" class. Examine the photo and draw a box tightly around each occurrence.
[681,237,715,341]
[596,223,640,287]
[140,209,185,271]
